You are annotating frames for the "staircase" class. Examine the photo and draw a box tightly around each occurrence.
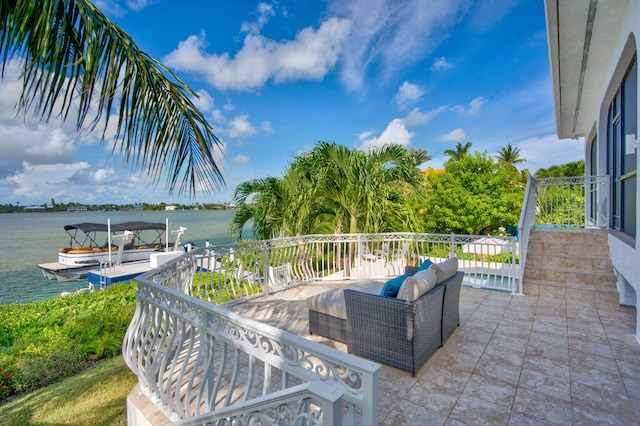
[523,228,619,307]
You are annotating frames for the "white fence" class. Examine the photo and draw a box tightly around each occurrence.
[518,175,609,283]
[123,232,517,425]
[534,176,609,228]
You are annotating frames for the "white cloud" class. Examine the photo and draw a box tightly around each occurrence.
[191,89,215,112]
[163,17,351,92]
[441,128,468,142]
[126,0,150,12]
[223,98,235,111]
[233,154,251,164]
[261,120,275,133]
[331,0,466,91]
[224,114,257,139]
[241,2,275,35]
[358,119,414,151]
[357,105,447,151]
[394,81,424,109]
[453,96,485,115]
[517,134,584,173]
[404,106,447,126]
[9,162,90,200]
[432,57,453,71]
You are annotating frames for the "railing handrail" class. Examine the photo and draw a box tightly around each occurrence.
[125,272,380,425]
[169,381,344,426]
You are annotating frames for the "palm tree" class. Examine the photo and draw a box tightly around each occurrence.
[444,141,473,162]
[293,142,425,234]
[1,0,224,195]
[408,148,432,167]
[496,144,526,169]
[230,168,317,240]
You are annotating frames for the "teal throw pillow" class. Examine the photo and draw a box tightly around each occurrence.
[380,273,411,298]
[417,259,433,271]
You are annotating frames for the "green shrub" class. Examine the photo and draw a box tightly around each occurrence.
[0,283,137,399]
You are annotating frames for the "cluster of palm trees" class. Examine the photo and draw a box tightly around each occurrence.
[230,142,427,240]
[445,141,525,170]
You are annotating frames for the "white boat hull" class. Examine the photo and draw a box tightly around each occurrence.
[58,247,159,266]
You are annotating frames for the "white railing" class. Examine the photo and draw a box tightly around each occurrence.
[517,175,609,287]
[153,233,519,302]
[123,232,517,425]
[535,176,609,228]
[123,279,380,425]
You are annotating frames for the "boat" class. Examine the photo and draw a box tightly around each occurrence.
[37,221,188,282]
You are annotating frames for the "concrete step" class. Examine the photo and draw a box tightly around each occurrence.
[524,253,614,275]
[523,228,618,303]
[529,228,609,244]
[523,268,617,290]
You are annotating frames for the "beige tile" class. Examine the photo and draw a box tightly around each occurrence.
[617,359,640,381]
[518,368,570,401]
[540,269,566,284]
[473,356,522,386]
[461,374,516,408]
[522,282,540,296]
[522,354,570,381]
[480,345,525,368]
[622,376,640,421]
[381,399,447,426]
[404,378,460,416]
[566,287,596,305]
[569,336,614,359]
[572,401,639,426]
[539,284,566,299]
[508,410,558,426]
[512,387,572,425]
[571,381,632,413]
[570,361,625,394]
[449,393,511,426]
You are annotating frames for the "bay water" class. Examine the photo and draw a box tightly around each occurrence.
[0,210,244,304]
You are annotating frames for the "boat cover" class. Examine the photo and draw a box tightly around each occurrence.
[64,222,166,233]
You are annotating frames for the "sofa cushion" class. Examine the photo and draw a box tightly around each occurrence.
[380,273,410,298]
[431,257,458,284]
[417,259,433,272]
[397,268,437,301]
[306,281,385,319]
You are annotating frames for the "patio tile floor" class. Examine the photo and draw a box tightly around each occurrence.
[229,283,639,425]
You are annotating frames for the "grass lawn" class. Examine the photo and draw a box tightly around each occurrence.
[0,356,137,425]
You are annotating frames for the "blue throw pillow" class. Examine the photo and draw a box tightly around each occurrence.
[417,259,433,271]
[380,273,411,298]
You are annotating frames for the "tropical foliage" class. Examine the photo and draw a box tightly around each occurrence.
[444,141,473,162]
[231,142,426,239]
[0,0,224,195]
[419,151,526,235]
[495,143,526,169]
[534,160,585,178]
[0,283,137,399]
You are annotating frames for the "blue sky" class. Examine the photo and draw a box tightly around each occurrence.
[0,0,583,206]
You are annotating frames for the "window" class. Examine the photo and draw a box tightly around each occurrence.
[607,57,637,237]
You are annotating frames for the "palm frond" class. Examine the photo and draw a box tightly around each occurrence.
[0,0,224,195]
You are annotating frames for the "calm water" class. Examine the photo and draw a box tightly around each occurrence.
[0,210,246,304]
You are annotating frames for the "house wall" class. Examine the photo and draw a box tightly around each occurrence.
[586,1,639,342]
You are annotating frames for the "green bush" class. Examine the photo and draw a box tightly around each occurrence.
[0,283,137,399]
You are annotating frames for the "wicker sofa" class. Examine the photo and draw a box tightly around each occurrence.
[305,258,464,376]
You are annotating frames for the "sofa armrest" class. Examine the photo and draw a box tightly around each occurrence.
[344,285,444,375]
[442,271,464,342]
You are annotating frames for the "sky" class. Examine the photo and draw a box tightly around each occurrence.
[0,0,585,207]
